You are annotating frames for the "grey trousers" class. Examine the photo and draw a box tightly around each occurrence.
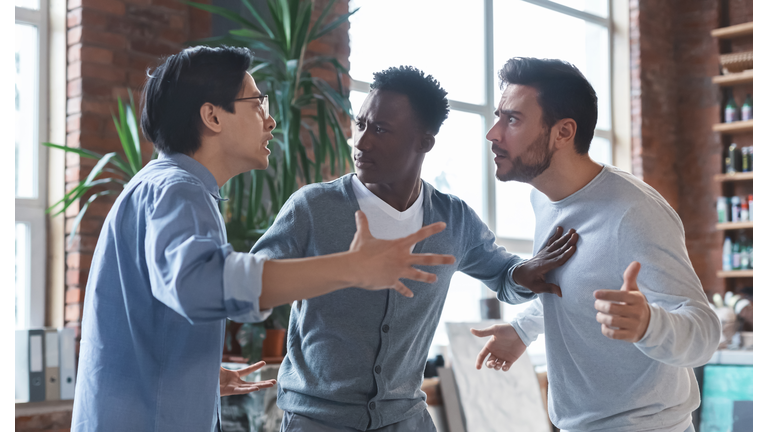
[279,410,437,432]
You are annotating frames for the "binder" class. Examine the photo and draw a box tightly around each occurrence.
[59,327,76,400]
[15,329,46,402]
[45,329,60,401]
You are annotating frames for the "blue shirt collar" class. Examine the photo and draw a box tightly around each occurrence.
[159,152,225,201]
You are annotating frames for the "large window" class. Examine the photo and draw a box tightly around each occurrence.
[15,0,49,329]
[348,0,615,353]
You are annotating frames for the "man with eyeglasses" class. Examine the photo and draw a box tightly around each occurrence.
[250,65,579,431]
[71,46,457,432]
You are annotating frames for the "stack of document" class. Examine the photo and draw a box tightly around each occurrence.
[15,328,76,403]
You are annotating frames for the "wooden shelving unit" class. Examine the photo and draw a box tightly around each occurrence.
[714,172,753,182]
[712,70,753,86]
[710,21,753,300]
[716,270,753,279]
[712,119,753,134]
[711,22,753,39]
[716,221,753,231]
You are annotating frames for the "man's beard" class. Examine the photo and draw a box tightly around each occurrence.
[496,129,553,183]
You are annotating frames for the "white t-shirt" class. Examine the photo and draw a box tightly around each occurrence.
[350,174,423,245]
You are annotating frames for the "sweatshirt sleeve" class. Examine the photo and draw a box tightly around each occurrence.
[509,298,545,346]
[457,201,536,305]
[618,201,721,368]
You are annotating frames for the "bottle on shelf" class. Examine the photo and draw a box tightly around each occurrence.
[732,237,741,270]
[724,94,739,123]
[740,198,750,222]
[738,231,750,270]
[741,147,752,172]
[723,236,733,271]
[748,195,753,221]
[741,94,752,121]
[727,143,742,173]
[717,197,729,223]
[730,196,741,222]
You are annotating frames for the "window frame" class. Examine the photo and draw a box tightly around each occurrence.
[349,0,616,257]
[15,0,49,330]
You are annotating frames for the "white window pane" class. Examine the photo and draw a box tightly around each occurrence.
[493,1,611,130]
[349,90,369,118]
[433,273,481,347]
[547,0,608,18]
[588,135,612,166]
[16,222,30,329]
[349,0,485,105]
[422,111,485,216]
[15,23,39,199]
[495,180,536,240]
[15,0,40,10]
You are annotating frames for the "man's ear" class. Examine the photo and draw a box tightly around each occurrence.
[419,133,436,154]
[200,102,222,134]
[553,118,577,150]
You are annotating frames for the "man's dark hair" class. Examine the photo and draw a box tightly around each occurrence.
[370,66,449,135]
[499,58,598,154]
[141,46,253,155]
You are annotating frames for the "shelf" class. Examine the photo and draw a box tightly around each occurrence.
[712,120,753,134]
[711,22,753,39]
[714,172,753,182]
[707,349,753,365]
[712,70,753,86]
[716,221,753,230]
[717,270,753,278]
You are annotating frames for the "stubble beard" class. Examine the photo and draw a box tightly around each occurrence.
[496,129,553,183]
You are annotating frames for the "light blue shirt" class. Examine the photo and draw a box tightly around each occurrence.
[72,152,271,432]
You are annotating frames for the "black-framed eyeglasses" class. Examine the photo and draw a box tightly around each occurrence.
[234,95,269,120]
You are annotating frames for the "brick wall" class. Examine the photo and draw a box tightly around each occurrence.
[630,0,752,297]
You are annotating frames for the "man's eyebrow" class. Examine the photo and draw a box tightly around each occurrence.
[496,109,523,117]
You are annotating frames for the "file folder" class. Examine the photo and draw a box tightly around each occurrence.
[59,327,76,400]
[45,329,60,401]
[15,329,46,402]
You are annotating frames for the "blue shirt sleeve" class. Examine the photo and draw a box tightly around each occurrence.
[144,180,269,324]
[456,201,536,304]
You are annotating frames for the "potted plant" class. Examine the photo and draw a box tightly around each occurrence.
[187,0,358,363]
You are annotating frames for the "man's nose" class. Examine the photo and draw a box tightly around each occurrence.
[354,129,371,151]
[265,115,276,131]
[486,120,500,142]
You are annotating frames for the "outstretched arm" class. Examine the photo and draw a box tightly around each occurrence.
[259,211,455,309]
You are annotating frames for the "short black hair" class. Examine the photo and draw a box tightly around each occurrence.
[498,58,598,154]
[141,46,253,155]
[370,66,449,134]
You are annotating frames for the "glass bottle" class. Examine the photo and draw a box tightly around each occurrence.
[741,94,753,121]
[725,95,739,123]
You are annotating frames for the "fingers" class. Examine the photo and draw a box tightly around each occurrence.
[596,311,635,329]
[622,261,642,291]
[393,280,414,298]
[531,282,563,297]
[600,324,634,341]
[470,326,495,338]
[402,222,447,246]
[545,228,574,252]
[475,346,491,370]
[545,226,564,248]
[236,361,266,377]
[594,289,642,305]
[354,211,372,239]
[409,253,456,267]
[403,268,438,284]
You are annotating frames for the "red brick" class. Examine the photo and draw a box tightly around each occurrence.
[66,269,89,286]
[65,303,83,321]
[82,0,125,15]
[81,62,126,84]
[66,252,92,269]
[81,46,114,64]
[153,0,186,12]
[67,96,82,115]
[67,26,82,46]
[80,27,126,49]
[67,7,82,27]
[66,233,99,254]
[68,77,82,98]
[66,287,86,303]
[68,0,82,10]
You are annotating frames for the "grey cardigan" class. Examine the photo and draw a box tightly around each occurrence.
[251,174,533,430]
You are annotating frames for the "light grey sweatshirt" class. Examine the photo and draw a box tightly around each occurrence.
[509,164,720,432]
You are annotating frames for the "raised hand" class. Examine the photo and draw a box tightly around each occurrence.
[349,211,456,298]
[220,361,276,396]
[512,226,578,297]
[593,261,651,343]
[470,324,527,372]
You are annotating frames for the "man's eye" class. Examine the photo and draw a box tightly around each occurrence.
[508,117,518,124]
[355,120,365,130]
[375,126,384,133]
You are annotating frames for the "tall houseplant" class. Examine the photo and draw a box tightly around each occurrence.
[186,0,358,362]
[43,95,154,243]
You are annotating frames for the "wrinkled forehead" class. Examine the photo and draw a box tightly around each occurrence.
[498,84,540,112]
[359,90,414,121]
